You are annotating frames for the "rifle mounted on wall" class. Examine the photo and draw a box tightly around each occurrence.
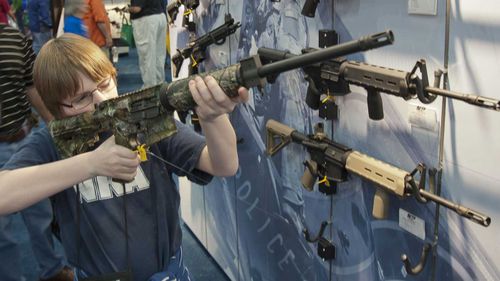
[265,119,491,227]
[258,48,500,120]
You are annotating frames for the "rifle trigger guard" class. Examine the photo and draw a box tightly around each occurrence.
[401,243,431,275]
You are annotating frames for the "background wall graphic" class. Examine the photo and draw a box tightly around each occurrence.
[170,0,500,280]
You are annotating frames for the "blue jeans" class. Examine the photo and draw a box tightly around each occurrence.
[0,124,66,280]
[74,247,193,281]
[148,247,193,281]
[32,30,52,54]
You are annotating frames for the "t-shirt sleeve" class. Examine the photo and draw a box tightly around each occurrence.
[90,0,108,23]
[130,0,145,8]
[2,128,59,170]
[158,121,213,185]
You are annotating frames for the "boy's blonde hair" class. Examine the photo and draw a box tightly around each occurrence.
[34,33,116,119]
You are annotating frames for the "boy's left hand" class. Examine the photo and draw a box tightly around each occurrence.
[189,75,249,122]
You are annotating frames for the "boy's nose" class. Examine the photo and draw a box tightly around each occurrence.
[92,90,107,104]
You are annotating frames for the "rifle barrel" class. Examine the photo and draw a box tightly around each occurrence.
[419,189,491,227]
[256,31,394,78]
[426,87,500,111]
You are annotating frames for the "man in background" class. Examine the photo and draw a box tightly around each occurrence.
[83,0,112,55]
[0,23,72,281]
[129,0,167,87]
[0,0,15,25]
[28,0,52,53]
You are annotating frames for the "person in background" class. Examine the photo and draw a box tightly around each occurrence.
[10,0,25,33]
[0,23,73,281]
[0,0,15,25]
[83,0,113,56]
[129,0,167,87]
[28,0,52,53]
[63,0,89,37]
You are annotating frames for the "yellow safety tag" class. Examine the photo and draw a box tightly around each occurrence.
[191,54,198,67]
[318,175,330,187]
[184,9,192,16]
[321,95,335,104]
[135,144,148,162]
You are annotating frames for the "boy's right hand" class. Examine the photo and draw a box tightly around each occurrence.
[86,136,141,182]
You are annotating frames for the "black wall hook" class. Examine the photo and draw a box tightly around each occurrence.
[303,221,329,243]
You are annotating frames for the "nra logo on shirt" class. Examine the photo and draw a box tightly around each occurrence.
[74,167,150,203]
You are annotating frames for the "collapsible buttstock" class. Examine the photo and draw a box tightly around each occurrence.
[265,119,295,155]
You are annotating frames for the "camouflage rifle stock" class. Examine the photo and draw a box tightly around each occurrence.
[265,119,491,227]
[258,49,500,120]
[49,30,393,160]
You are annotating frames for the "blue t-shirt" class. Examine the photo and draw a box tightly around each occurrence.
[64,15,88,38]
[3,121,212,281]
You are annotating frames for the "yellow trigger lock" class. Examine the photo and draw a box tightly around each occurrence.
[135,144,148,162]
[318,175,330,187]
[191,54,198,67]
[321,95,335,104]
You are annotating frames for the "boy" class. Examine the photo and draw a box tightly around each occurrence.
[0,33,248,280]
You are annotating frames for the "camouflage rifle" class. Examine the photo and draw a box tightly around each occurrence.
[167,0,199,31]
[48,30,393,160]
[266,119,491,227]
[258,48,500,120]
[172,14,241,78]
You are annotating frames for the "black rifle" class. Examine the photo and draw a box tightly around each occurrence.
[166,0,199,31]
[259,48,500,120]
[172,14,241,78]
[50,31,394,160]
[266,119,491,227]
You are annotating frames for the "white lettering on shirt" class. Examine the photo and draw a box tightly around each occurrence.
[74,166,150,203]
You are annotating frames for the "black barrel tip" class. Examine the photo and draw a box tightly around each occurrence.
[386,30,395,43]
[368,30,395,47]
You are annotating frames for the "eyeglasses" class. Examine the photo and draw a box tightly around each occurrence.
[60,77,114,110]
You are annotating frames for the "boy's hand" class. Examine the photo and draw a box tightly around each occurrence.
[86,136,141,182]
[189,76,249,122]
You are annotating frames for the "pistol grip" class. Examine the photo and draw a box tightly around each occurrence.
[367,89,384,120]
[372,188,389,219]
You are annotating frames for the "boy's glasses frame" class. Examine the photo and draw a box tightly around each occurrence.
[59,77,114,109]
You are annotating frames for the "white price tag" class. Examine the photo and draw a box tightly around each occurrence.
[408,0,438,16]
[408,103,438,132]
[399,209,425,240]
